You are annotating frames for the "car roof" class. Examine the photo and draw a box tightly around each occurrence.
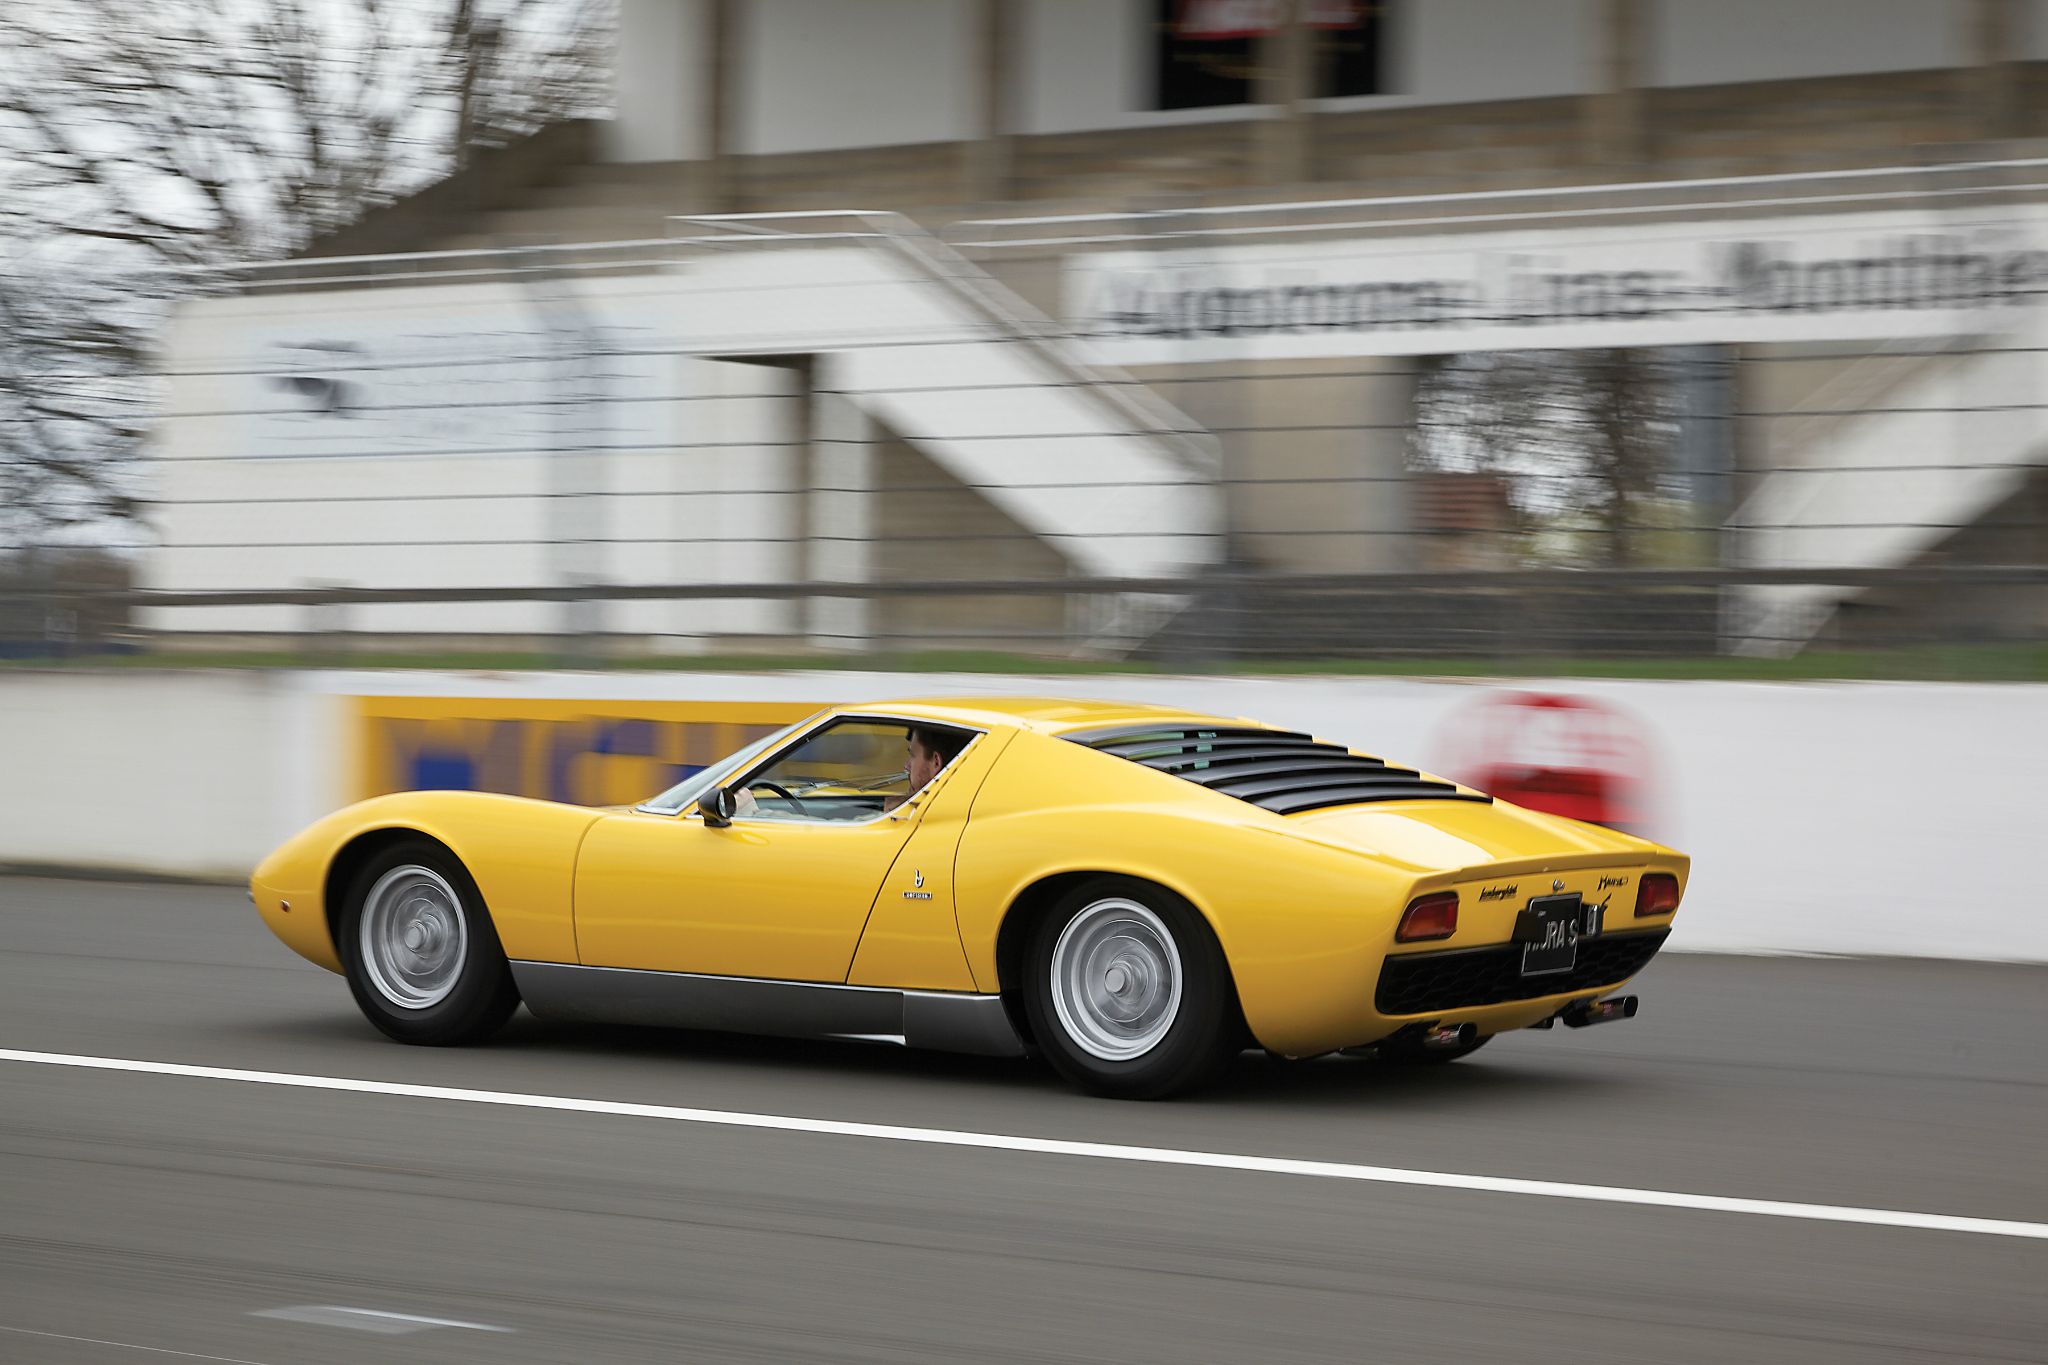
[845,696,1274,735]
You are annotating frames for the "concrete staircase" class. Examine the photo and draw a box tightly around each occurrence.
[669,211,1220,585]
[1726,323,2048,653]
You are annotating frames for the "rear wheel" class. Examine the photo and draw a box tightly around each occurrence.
[1023,879,1240,1100]
[337,840,519,1046]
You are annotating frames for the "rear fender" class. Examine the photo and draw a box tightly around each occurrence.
[958,807,1411,1056]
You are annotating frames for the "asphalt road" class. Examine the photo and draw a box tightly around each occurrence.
[1,875,2043,1365]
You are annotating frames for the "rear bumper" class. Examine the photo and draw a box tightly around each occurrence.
[1247,926,1671,1056]
[1375,928,1670,1016]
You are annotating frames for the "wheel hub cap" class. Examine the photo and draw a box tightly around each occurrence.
[359,865,467,1010]
[1050,898,1183,1062]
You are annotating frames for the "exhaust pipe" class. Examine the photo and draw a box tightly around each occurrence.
[1421,1022,1478,1051]
[1561,995,1639,1028]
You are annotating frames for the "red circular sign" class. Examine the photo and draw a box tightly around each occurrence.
[1436,691,1660,835]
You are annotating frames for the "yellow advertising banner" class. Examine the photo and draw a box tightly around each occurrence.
[351,697,822,807]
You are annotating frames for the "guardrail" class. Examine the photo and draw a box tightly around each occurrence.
[947,153,2048,250]
[8,565,2043,667]
[14,564,2046,608]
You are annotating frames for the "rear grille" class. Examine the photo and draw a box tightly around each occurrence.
[1063,724,1490,816]
[1375,929,1670,1015]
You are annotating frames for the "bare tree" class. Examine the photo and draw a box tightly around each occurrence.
[0,0,609,550]
[1410,348,1683,568]
[450,0,611,169]
[0,263,149,547]
[1577,348,1675,568]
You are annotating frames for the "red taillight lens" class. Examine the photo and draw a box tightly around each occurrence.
[1397,892,1459,942]
[1635,873,1680,918]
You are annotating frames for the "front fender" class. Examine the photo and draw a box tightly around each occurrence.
[250,792,603,974]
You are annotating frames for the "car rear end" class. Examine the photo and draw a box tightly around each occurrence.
[1371,858,1687,1047]
[1055,718,1688,1054]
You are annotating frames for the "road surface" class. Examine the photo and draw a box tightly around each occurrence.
[2,876,2042,1363]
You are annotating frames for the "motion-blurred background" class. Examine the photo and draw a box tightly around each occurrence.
[3,2,2044,958]
[5,0,2044,669]
[6,16,2045,1360]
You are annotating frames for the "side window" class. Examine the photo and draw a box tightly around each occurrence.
[1152,0,1385,111]
[730,720,974,824]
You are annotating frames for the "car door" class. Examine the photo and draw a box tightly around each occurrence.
[572,717,938,982]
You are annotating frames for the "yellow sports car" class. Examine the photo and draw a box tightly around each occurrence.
[251,697,1688,1098]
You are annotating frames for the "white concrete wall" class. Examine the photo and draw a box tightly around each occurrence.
[1388,0,1598,104]
[1020,0,1145,134]
[5,670,2042,963]
[737,0,977,154]
[607,0,706,161]
[150,282,810,639]
[0,672,345,879]
[1649,0,1965,86]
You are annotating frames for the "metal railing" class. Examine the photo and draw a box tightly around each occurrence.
[7,565,2044,668]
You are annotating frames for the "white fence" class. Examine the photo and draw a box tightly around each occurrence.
[3,668,2040,962]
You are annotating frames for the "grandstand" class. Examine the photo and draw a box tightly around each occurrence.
[142,1,2048,656]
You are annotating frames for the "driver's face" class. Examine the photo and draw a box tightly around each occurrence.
[906,737,942,790]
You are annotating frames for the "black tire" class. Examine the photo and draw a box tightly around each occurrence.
[336,839,519,1046]
[1377,1031,1492,1065]
[1022,877,1241,1100]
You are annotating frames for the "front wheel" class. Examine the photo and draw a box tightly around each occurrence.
[337,840,519,1046]
[1023,879,1241,1100]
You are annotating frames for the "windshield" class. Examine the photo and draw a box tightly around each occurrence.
[636,714,821,814]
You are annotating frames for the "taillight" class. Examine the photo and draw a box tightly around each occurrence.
[1397,892,1459,942]
[1635,873,1680,918]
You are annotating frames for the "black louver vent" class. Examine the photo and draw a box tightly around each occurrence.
[1064,725,1490,816]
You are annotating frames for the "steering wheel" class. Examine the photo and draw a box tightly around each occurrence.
[745,779,810,817]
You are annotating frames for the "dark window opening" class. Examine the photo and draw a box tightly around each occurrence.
[1153,0,1385,111]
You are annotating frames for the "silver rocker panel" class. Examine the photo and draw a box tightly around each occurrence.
[509,961,1026,1057]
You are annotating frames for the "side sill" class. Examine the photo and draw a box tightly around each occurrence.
[508,961,1026,1058]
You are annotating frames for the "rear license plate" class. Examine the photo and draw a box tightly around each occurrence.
[1515,894,1593,976]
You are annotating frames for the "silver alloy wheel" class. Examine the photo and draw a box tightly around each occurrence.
[359,864,468,1010]
[1049,897,1184,1062]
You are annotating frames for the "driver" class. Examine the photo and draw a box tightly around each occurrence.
[733,724,967,818]
[881,725,968,812]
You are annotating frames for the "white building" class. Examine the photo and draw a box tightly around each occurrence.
[143,1,2048,654]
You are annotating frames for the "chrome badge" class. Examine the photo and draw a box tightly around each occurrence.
[1552,878,1565,892]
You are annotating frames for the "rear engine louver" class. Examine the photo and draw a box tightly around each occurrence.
[1063,725,1490,816]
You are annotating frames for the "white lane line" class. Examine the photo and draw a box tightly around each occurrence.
[8,1047,2046,1243]
[250,1305,512,1335]
[0,1323,279,1364]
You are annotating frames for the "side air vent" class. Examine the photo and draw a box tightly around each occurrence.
[1063,725,1490,816]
